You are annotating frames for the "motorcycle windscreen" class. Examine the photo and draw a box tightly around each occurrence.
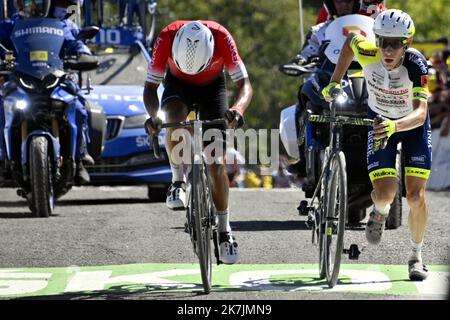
[11,18,65,79]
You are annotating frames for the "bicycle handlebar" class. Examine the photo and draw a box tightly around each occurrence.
[160,119,226,129]
[307,114,374,127]
[151,118,226,159]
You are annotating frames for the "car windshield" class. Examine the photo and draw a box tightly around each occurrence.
[87,46,149,86]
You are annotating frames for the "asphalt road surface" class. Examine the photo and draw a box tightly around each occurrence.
[0,186,449,300]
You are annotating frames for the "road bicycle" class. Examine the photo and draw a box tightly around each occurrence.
[152,113,225,293]
[298,102,377,288]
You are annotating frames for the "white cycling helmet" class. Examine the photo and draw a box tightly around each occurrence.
[373,9,415,38]
[172,21,215,75]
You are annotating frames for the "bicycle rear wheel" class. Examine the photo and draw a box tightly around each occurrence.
[323,151,347,288]
[192,162,213,293]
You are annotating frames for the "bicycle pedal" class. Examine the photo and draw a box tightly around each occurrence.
[305,217,314,229]
[343,244,361,260]
[298,201,315,216]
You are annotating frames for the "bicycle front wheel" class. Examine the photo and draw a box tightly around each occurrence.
[192,163,213,293]
[323,151,347,288]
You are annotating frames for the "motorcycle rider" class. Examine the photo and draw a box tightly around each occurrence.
[322,9,431,281]
[286,0,363,176]
[0,0,95,184]
[316,0,386,24]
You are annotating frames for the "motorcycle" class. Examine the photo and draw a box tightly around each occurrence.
[280,14,403,229]
[0,19,106,217]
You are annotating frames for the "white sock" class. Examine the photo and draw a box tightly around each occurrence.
[374,203,390,216]
[409,239,423,262]
[171,163,184,183]
[217,209,231,233]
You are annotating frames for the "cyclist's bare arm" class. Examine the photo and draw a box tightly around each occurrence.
[232,77,253,114]
[143,81,160,118]
[373,100,428,136]
[330,33,357,83]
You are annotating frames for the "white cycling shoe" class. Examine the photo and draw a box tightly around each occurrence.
[166,181,186,210]
[219,232,239,264]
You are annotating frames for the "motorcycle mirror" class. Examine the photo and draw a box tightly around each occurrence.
[147,1,157,14]
[82,72,93,95]
[76,26,100,41]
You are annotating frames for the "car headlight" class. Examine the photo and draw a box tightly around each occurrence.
[123,114,149,129]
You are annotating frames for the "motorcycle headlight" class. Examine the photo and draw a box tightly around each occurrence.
[15,99,28,111]
[335,93,348,105]
[19,77,34,89]
[123,114,149,129]
[157,110,166,122]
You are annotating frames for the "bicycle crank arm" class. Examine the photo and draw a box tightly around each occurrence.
[212,230,222,265]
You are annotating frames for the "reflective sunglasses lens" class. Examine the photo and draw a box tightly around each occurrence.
[379,38,404,49]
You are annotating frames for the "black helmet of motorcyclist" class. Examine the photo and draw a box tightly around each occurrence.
[15,0,51,18]
[51,0,82,19]
[323,0,361,18]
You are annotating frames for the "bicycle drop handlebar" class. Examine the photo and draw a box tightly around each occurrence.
[151,118,226,159]
[306,111,389,151]
[307,113,374,127]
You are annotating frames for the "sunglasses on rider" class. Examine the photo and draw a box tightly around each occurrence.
[377,37,408,49]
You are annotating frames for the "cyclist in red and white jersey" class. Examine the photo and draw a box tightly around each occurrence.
[143,20,253,264]
[323,9,431,281]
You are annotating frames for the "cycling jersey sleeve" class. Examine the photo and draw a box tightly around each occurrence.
[216,25,248,82]
[405,49,430,102]
[350,33,380,67]
[146,28,171,84]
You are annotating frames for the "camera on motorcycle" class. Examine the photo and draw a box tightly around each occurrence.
[76,26,100,41]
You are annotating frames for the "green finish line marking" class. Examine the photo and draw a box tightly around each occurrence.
[0,263,448,298]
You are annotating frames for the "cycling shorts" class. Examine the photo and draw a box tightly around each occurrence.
[162,71,228,150]
[367,108,432,182]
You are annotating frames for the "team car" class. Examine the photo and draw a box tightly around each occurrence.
[82,0,172,201]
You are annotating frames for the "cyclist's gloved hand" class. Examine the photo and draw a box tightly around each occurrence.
[322,81,341,102]
[373,116,396,140]
[224,107,245,129]
[144,116,163,136]
[372,115,397,151]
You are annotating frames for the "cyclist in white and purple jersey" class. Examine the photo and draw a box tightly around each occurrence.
[322,9,431,281]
